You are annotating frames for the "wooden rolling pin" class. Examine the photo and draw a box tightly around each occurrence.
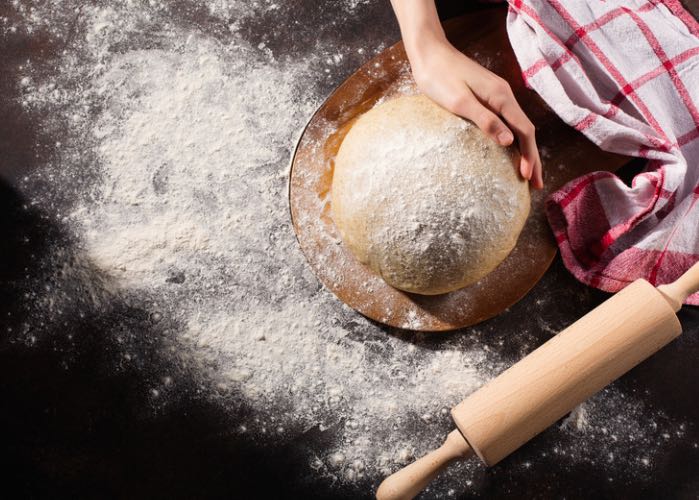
[376,262,699,500]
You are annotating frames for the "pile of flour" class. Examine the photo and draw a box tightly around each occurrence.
[5,0,688,493]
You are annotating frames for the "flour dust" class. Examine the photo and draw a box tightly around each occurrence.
[3,0,688,495]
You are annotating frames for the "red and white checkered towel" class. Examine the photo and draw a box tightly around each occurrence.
[506,0,699,304]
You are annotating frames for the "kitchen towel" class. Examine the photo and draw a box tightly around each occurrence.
[506,0,699,304]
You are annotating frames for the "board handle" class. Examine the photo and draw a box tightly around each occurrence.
[657,261,699,312]
[375,430,473,500]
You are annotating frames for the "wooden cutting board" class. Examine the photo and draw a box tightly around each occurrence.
[288,6,628,332]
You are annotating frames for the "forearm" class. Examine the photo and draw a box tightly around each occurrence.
[389,0,447,61]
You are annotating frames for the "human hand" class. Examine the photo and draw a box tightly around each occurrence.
[389,0,543,189]
[407,34,543,189]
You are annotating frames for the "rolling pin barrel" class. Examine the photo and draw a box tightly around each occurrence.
[377,262,699,500]
[452,278,681,465]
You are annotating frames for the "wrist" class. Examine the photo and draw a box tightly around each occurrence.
[404,27,447,69]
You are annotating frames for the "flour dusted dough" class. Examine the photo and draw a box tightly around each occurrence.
[331,95,530,295]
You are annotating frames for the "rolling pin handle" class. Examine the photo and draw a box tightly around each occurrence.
[375,429,473,500]
[657,261,699,312]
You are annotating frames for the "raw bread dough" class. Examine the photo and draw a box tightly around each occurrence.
[331,94,530,295]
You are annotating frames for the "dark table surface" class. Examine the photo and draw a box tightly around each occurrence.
[1,1,698,499]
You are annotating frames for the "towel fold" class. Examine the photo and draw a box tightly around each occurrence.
[506,0,699,304]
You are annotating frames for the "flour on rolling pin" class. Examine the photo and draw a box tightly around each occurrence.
[5,0,689,496]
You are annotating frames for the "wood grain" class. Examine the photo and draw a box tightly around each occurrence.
[289,6,629,332]
[377,259,699,498]
[451,279,682,465]
[376,429,473,500]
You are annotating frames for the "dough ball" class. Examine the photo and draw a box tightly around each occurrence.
[331,95,530,295]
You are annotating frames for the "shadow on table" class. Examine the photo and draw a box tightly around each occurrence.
[0,180,342,499]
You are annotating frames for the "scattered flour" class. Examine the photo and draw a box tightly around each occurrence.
[4,0,689,495]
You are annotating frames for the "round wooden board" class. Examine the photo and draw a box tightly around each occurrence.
[289,6,628,332]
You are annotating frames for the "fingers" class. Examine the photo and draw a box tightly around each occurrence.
[531,154,544,189]
[516,123,543,189]
[521,134,543,189]
[440,80,544,189]
[494,94,544,189]
[445,87,514,147]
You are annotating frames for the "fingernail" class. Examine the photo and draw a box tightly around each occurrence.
[497,132,513,145]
